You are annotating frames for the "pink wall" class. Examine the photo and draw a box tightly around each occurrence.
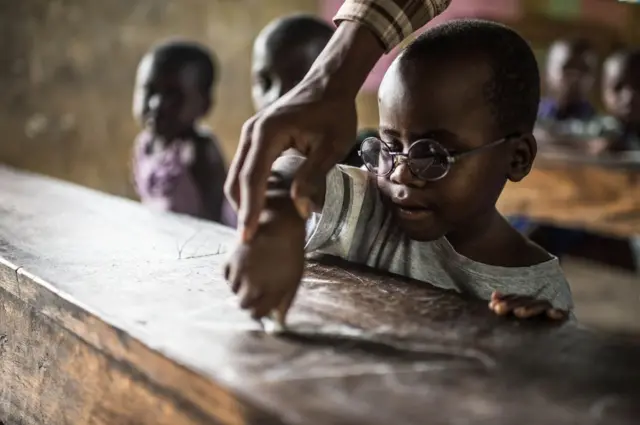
[320,0,523,92]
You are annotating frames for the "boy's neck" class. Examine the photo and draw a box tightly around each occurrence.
[445,208,549,267]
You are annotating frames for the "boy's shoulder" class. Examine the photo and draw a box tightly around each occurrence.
[465,224,553,268]
[511,236,554,266]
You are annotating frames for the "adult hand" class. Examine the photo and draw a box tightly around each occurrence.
[225,22,384,242]
[227,73,358,240]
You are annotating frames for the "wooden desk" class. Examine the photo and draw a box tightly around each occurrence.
[498,152,640,237]
[1,166,640,425]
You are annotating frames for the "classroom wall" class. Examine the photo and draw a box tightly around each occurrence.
[0,0,380,198]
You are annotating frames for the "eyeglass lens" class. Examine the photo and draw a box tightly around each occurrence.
[360,138,451,180]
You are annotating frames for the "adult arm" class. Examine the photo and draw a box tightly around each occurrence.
[225,0,452,242]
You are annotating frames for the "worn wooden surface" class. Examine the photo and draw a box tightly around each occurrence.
[1,165,640,425]
[498,153,640,237]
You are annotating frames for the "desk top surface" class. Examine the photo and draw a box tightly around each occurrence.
[1,166,640,425]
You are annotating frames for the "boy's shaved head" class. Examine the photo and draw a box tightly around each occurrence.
[398,19,540,135]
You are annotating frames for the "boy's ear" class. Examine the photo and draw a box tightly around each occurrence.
[507,133,537,182]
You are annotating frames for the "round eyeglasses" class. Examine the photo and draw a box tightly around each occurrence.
[358,136,515,181]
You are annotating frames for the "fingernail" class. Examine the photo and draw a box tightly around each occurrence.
[495,303,508,315]
[294,197,311,220]
[547,309,564,320]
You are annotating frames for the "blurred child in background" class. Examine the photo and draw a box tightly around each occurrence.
[252,14,362,167]
[132,39,236,227]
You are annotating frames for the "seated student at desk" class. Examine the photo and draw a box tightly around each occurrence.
[511,39,598,255]
[537,39,598,125]
[132,40,236,227]
[517,49,640,269]
[596,49,640,152]
[226,20,574,324]
[533,48,640,155]
[251,14,362,168]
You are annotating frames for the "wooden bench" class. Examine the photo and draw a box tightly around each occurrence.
[499,152,640,238]
[1,166,640,425]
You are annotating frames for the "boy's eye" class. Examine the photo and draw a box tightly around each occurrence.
[256,73,272,91]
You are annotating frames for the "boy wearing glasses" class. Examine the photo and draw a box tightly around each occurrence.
[225,20,573,324]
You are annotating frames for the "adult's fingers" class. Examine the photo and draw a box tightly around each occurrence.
[250,291,286,321]
[225,117,257,211]
[238,281,263,309]
[238,116,290,242]
[273,285,299,326]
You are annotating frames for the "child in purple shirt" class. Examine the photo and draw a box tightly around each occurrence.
[132,39,236,227]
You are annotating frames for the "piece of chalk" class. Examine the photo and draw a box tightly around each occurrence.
[260,312,286,334]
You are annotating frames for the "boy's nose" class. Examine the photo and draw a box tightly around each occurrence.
[389,160,422,187]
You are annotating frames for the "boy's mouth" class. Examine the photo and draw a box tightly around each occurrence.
[391,199,434,220]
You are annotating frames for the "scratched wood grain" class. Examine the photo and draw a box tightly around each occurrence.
[498,153,640,237]
[1,165,640,425]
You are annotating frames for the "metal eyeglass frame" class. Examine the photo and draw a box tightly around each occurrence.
[358,134,518,182]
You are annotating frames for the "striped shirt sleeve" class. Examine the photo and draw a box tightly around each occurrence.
[333,0,452,52]
[305,165,385,261]
[271,156,385,261]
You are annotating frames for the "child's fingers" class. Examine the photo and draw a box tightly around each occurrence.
[490,296,536,315]
[489,300,511,316]
[495,293,529,303]
[546,308,568,321]
[513,301,552,319]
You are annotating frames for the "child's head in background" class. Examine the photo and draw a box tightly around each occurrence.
[602,49,640,129]
[252,14,334,111]
[133,40,218,141]
[545,38,597,107]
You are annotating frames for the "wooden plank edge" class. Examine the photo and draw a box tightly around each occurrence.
[0,259,284,425]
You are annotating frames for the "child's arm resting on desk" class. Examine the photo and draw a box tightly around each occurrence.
[224,156,325,321]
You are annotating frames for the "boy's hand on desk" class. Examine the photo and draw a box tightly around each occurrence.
[489,291,568,320]
[224,195,306,322]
